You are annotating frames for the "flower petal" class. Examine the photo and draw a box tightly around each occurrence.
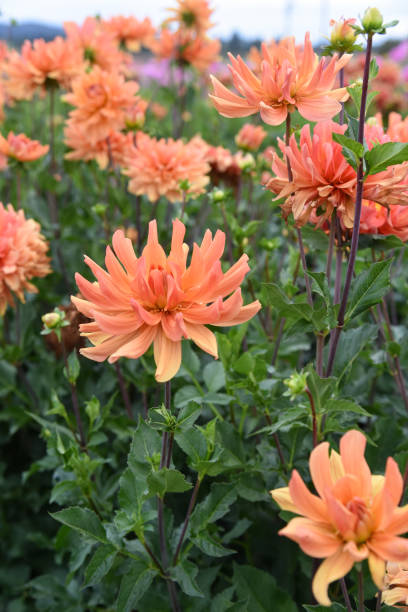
[312,549,354,606]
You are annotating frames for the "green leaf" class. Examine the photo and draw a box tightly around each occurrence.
[190,483,238,532]
[63,351,80,384]
[328,324,377,381]
[174,385,203,408]
[193,533,236,557]
[128,420,162,478]
[170,560,204,597]
[365,141,408,175]
[233,352,255,375]
[83,544,117,587]
[262,283,312,322]
[233,564,296,612]
[116,562,155,612]
[332,133,364,169]
[254,405,309,436]
[303,605,346,611]
[203,361,226,392]
[85,397,100,428]
[300,226,330,251]
[119,467,146,514]
[324,398,370,416]
[147,468,192,498]
[50,507,107,544]
[345,259,392,321]
[175,429,207,462]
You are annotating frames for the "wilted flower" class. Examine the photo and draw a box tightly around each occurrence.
[0,202,51,314]
[235,123,267,151]
[0,132,49,163]
[4,37,84,100]
[63,67,139,145]
[210,32,350,126]
[72,219,261,382]
[382,562,408,608]
[271,430,408,606]
[123,132,210,202]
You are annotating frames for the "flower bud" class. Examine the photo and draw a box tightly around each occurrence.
[329,18,357,50]
[237,152,255,171]
[362,7,383,31]
[284,371,308,397]
[42,312,61,329]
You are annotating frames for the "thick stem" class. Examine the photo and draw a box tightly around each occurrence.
[339,577,353,612]
[114,362,133,419]
[358,568,364,612]
[305,388,318,447]
[172,476,202,565]
[326,34,373,377]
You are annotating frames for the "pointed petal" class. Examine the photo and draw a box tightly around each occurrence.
[312,549,354,606]
[153,329,182,382]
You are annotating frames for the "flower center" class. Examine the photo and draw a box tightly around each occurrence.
[346,497,373,543]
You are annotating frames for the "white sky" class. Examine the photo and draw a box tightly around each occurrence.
[0,0,407,42]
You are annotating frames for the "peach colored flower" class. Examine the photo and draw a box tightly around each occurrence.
[190,137,244,188]
[360,201,408,242]
[235,123,267,151]
[0,202,51,314]
[123,132,210,202]
[72,219,261,382]
[150,102,168,119]
[271,430,408,606]
[104,16,155,51]
[382,562,408,608]
[4,37,83,100]
[64,17,126,72]
[63,67,139,145]
[64,124,133,169]
[124,98,148,130]
[388,113,408,142]
[247,37,304,75]
[166,0,214,34]
[266,121,408,228]
[150,28,220,72]
[328,18,357,50]
[0,132,49,162]
[210,33,350,126]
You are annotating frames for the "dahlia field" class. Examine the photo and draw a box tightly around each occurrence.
[2,2,408,610]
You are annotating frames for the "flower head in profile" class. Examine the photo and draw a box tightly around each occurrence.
[0,202,51,314]
[123,132,210,202]
[360,200,408,242]
[0,132,49,163]
[210,32,350,126]
[266,121,408,228]
[72,219,261,382]
[166,0,214,34]
[271,430,408,606]
[104,16,155,51]
[382,562,408,608]
[235,123,267,151]
[63,67,139,145]
[4,37,83,100]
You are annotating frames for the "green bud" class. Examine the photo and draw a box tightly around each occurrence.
[211,188,226,203]
[362,7,383,31]
[283,371,308,398]
[92,203,107,216]
[42,312,61,329]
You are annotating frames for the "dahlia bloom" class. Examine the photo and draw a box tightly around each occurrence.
[104,16,155,51]
[63,67,139,145]
[360,201,408,242]
[382,562,408,608]
[166,0,214,34]
[266,121,408,228]
[64,18,127,72]
[150,28,220,72]
[0,202,51,314]
[72,219,261,382]
[271,430,408,606]
[64,124,133,169]
[4,37,83,100]
[0,132,49,163]
[235,123,267,151]
[209,33,350,126]
[123,132,210,202]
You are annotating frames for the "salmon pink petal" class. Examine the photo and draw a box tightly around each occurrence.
[71,295,94,318]
[109,324,157,361]
[182,299,222,324]
[379,505,408,536]
[279,517,340,558]
[309,441,333,498]
[340,430,372,498]
[153,329,182,382]
[209,94,257,118]
[214,255,250,297]
[343,541,369,561]
[312,549,354,606]
[142,220,167,270]
[112,229,138,275]
[184,322,218,358]
[168,219,187,271]
[80,332,135,362]
[288,470,328,522]
[259,101,288,126]
[270,486,298,513]
[368,553,386,590]
[161,312,187,342]
[92,309,143,335]
[104,246,130,287]
[212,300,261,326]
[296,96,342,122]
[329,449,345,483]
[369,533,408,562]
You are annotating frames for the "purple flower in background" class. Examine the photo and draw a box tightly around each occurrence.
[133,58,187,86]
[390,40,408,62]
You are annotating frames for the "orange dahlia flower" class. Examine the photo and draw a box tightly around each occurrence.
[72,219,261,382]
[266,121,408,228]
[382,562,408,608]
[366,112,408,145]
[64,124,133,169]
[104,16,155,51]
[63,67,139,145]
[123,132,210,202]
[166,0,214,34]
[235,123,267,151]
[209,33,350,126]
[0,202,51,314]
[150,28,220,72]
[64,17,127,73]
[360,201,408,242]
[271,430,408,606]
[4,37,83,100]
[0,132,49,163]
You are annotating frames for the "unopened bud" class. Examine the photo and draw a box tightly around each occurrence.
[284,371,308,397]
[362,7,383,31]
[329,18,357,50]
[211,188,226,203]
[42,312,61,329]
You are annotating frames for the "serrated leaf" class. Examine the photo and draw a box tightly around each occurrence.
[50,507,107,543]
[193,533,236,557]
[83,544,117,587]
[262,283,312,322]
[300,225,330,251]
[147,468,192,498]
[324,399,370,416]
[203,361,226,392]
[345,259,392,321]
[119,467,146,514]
[327,324,377,381]
[170,560,204,597]
[116,562,155,612]
[365,141,408,174]
[190,483,237,532]
[332,133,364,169]
[254,405,309,436]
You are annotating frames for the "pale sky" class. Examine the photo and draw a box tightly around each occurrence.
[0,0,407,42]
